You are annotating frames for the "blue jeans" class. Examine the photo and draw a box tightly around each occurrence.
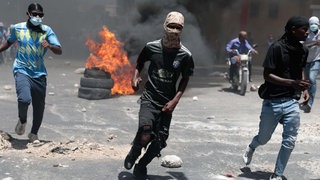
[305,60,320,107]
[249,98,300,176]
[15,72,47,135]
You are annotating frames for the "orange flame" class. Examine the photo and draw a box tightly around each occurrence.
[85,26,134,95]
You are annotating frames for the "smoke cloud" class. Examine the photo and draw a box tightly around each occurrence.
[113,0,214,68]
[0,0,214,68]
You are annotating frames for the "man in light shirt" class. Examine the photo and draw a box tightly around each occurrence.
[302,16,320,113]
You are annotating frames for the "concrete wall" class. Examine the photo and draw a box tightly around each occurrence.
[189,0,314,65]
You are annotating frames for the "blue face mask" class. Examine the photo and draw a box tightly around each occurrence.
[30,16,42,26]
[310,24,319,32]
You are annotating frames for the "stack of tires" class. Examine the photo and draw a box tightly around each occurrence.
[78,67,114,100]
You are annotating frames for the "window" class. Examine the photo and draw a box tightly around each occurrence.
[268,0,279,19]
[250,0,260,17]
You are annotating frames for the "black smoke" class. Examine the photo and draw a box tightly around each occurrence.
[0,0,214,67]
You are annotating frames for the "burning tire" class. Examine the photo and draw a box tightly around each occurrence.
[78,87,111,100]
[78,67,115,100]
[80,77,114,89]
[84,68,111,79]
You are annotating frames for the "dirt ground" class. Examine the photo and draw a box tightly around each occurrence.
[0,58,320,180]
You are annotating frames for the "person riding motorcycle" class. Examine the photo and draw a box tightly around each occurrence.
[226,31,258,83]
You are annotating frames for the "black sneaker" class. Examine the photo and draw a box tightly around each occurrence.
[124,146,141,170]
[133,164,148,180]
[269,173,282,180]
[300,103,311,113]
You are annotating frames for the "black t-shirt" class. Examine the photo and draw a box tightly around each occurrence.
[260,35,308,99]
[136,39,194,107]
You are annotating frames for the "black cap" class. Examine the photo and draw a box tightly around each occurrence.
[285,16,309,32]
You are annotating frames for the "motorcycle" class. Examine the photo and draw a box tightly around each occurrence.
[227,45,256,96]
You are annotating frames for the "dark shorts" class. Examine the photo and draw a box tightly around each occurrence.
[138,100,172,135]
[15,72,47,104]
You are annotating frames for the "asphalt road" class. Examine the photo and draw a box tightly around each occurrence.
[0,58,319,180]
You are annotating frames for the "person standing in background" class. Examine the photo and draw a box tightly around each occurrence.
[266,33,275,49]
[0,3,62,143]
[6,24,18,61]
[0,22,7,64]
[301,16,320,113]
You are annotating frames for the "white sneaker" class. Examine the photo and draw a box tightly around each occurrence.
[15,121,26,135]
[270,173,282,180]
[243,146,255,165]
[28,133,40,144]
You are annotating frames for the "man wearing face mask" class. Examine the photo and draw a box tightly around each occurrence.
[124,11,194,179]
[0,3,62,143]
[0,22,7,64]
[301,16,320,113]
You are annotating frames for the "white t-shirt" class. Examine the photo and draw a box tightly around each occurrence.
[304,30,320,62]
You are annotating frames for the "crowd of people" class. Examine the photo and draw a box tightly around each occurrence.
[1,2,320,180]
[124,13,315,180]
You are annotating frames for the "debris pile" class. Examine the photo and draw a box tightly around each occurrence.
[0,130,11,150]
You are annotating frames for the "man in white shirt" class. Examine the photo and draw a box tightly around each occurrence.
[302,16,320,113]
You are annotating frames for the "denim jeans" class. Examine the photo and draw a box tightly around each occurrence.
[305,60,320,107]
[249,98,300,176]
[15,72,47,134]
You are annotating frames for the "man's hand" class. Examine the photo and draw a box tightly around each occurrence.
[300,89,310,105]
[132,77,142,92]
[314,40,320,46]
[292,80,311,91]
[41,40,51,49]
[162,100,178,113]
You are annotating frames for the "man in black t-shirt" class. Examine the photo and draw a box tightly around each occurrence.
[124,11,194,179]
[242,16,311,180]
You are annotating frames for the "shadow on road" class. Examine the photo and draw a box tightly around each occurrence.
[220,87,238,94]
[118,171,188,180]
[238,167,287,180]
[8,136,52,150]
